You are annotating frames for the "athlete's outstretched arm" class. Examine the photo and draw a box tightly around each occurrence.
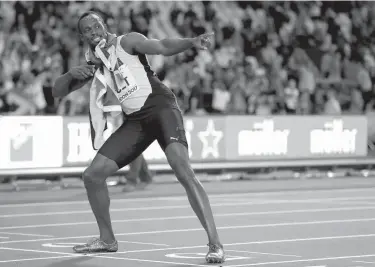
[52,65,95,98]
[124,32,214,56]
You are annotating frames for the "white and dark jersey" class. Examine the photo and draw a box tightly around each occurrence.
[86,34,179,120]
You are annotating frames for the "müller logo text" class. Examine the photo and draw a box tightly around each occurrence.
[238,119,290,156]
[310,119,357,155]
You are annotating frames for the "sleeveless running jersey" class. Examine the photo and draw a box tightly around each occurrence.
[87,34,179,119]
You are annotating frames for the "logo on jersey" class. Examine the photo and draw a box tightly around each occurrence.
[118,85,139,102]
[115,76,131,94]
[114,64,140,103]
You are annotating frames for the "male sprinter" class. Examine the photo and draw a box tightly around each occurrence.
[52,11,225,263]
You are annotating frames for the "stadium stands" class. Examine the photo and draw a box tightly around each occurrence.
[1,1,375,116]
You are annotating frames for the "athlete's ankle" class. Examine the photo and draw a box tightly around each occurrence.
[100,237,116,245]
[100,233,116,244]
[125,180,137,186]
[208,239,222,247]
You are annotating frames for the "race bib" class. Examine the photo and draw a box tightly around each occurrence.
[113,64,139,103]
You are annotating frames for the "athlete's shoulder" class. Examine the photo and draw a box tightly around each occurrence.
[119,32,148,55]
[123,32,148,40]
[119,32,147,46]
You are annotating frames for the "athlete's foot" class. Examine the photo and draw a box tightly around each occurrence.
[73,238,118,253]
[136,181,152,190]
[122,183,136,192]
[205,243,226,264]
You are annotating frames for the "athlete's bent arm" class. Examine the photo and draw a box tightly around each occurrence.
[52,65,95,97]
[124,32,214,56]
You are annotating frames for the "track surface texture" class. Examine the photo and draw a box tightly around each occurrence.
[1,177,375,267]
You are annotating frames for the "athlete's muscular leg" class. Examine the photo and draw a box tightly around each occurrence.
[126,155,143,185]
[154,108,224,262]
[164,142,221,246]
[81,119,154,246]
[82,153,119,244]
[139,154,153,183]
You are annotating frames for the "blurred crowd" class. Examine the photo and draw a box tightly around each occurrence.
[1,1,375,116]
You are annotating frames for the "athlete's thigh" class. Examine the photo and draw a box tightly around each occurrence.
[98,119,155,169]
[152,108,188,151]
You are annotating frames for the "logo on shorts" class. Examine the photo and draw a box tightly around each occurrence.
[170,137,179,141]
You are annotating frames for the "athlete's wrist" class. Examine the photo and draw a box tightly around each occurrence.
[66,70,74,80]
[188,37,196,47]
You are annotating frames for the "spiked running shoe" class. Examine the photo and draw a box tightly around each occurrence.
[73,238,118,253]
[205,243,226,263]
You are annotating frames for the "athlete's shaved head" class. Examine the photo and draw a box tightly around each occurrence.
[78,11,108,47]
[77,11,106,34]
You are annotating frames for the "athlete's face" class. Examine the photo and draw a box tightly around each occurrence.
[79,14,107,47]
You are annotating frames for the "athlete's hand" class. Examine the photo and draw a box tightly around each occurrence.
[192,32,214,50]
[68,65,96,80]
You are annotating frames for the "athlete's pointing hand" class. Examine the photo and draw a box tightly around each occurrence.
[192,32,214,50]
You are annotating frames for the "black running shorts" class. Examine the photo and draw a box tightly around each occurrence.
[98,108,188,168]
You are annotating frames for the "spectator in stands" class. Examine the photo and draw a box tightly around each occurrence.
[348,87,365,114]
[185,63,206,115]
[298,91,312,115]
[283,76,300,114]
[323,87,342,115]
[227,72,247,114]
[0,71,37,115]
[212,79,231,114]
[255,94,274,115]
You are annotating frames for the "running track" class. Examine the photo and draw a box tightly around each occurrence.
[1,177,375,267]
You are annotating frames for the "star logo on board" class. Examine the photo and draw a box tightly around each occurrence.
[198,119,223,159]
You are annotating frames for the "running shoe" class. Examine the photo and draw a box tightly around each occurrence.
[73,238,118,253]
[205,243,226,263]
[136,181,152,190]
[122,183,136,192]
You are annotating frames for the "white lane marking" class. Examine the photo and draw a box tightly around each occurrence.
[225,249,301,258]
[1,187,375,208]
[3,197,370,218]
[224,255,375,267]
[0,255,81,263]
[0,246,207,266]
[114,233,375,255]
[1,222,375,245]
[118,240,170,246]
[0,231,53,237]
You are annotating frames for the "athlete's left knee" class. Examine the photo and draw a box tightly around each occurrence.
[83,153,119,187]
[165,142,198,188]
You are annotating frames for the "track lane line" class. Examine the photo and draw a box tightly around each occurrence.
[0,246,206,266]
[224,254,375,267]
[1,187,375,208]
[2,198,375,218]
[1,220,375,245]
[1,207,375,230]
